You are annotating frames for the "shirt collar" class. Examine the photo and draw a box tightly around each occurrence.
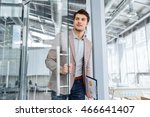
[72,29,86,40]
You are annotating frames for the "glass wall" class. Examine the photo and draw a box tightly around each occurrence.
[0,0,93,100]
[27,0,70,100]
[0,0,70,100]
[108,17,150,99]
[0,0,24,99]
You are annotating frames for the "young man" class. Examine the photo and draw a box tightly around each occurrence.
[45,9,92,100]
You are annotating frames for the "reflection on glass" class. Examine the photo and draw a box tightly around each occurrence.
[27,0,70,100]
[0,0,88,100]
[0,1,22,99]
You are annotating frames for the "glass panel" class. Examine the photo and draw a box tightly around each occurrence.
[127,73,137,86]
[135,27,146,44]
[125,34,135,73]
[0,0,23,99]
[126,49,135,72]
[146,23,150,71]
[138,75,150,88]
[27,0,69,100]
[119,43,127,84]
[138,74,150,96]
[125,34,133,48]
[135,27,149,72]
[0,0,89,100]
[107,43,120,86]
[136,43,149,72]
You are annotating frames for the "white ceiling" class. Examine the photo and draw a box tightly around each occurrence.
[0,0,150,47]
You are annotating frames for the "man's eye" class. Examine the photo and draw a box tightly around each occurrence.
[82,18,86,21]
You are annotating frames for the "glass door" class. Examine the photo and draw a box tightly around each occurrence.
[27,0,70,100]
[0,0,87,100]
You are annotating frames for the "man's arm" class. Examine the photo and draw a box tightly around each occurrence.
[45,33,70,75]
[45,49,57,71]
[45,49,70,75]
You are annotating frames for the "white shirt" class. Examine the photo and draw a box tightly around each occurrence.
[73,31,85,77]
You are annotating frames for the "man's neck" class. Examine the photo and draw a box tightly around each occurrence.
[73,29,85,39]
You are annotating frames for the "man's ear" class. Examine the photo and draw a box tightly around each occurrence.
[85,26,88,30]
[85,26,87,31]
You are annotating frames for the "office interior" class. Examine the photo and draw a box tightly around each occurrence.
[0,0,150,100]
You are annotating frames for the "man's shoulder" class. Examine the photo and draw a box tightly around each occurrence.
[85,37,92,45]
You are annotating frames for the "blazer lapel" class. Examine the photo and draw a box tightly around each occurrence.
[69,30,76,63]
[84,38,90,65]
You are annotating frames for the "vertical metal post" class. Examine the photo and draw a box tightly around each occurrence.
[56,46,60,96]
[18,1,29,100]
[68,48,71,94]
[6,61,10,88]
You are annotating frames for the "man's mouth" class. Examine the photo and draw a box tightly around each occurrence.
[77,25,82,27]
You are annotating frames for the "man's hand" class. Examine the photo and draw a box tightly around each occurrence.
[86,91,93,100]
[60,63,72,75]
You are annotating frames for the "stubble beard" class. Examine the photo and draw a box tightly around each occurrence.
[74,27,84,33]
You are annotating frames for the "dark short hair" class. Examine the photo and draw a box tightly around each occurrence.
[73,9,90,23]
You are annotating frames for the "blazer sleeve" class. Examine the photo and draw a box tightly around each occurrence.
[45,34,62,71]
[45,49,57,71]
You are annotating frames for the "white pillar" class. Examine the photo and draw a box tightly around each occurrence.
[90,0,109,99]
[86,0,93,77]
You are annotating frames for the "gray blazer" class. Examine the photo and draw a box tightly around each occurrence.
[45,30,92,95]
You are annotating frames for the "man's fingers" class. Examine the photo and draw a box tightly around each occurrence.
[62,63,72,74]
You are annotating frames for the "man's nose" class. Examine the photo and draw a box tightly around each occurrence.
[78,20,82,23]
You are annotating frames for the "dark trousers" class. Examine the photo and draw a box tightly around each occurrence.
[69,79,85,100]
[51,79,85,100]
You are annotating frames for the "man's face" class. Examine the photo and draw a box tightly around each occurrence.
[73,14,88,32]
